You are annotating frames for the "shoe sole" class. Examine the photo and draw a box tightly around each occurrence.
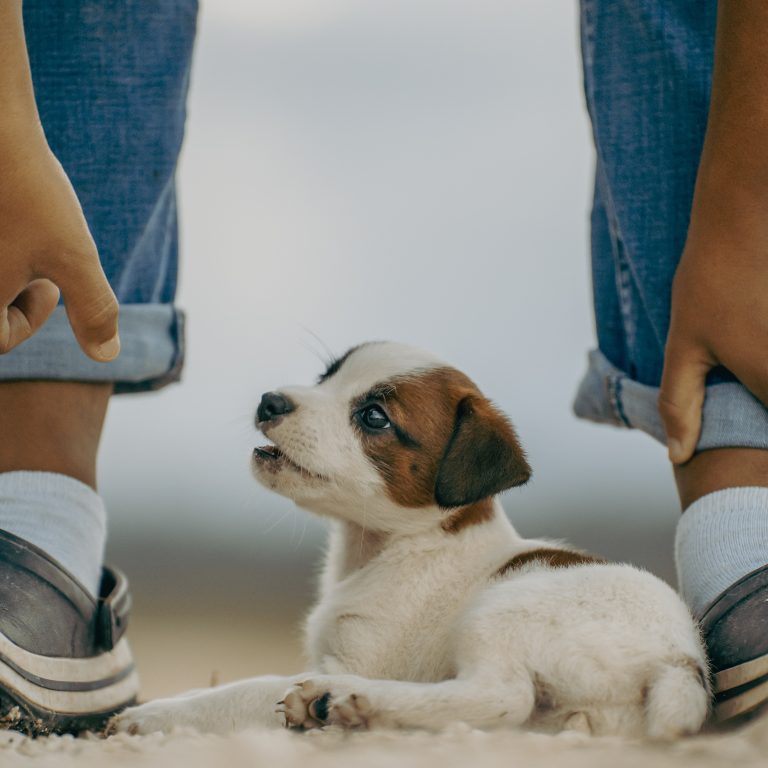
[0,628,139,735]
[713,651,768,722]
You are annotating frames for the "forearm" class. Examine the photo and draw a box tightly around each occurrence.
[660,3,768,463]
[0,1,41,132]
[689,0,768,246]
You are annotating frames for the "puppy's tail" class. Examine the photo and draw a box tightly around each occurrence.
[645,658,710,740]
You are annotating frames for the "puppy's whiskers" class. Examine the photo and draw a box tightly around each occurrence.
[225,410,258,428]
[359,501,369,560]
[293,511,308,551]
[299,327,335,367]
[260,506,295,536]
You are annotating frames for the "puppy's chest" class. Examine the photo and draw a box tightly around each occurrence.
[306,568,471,681]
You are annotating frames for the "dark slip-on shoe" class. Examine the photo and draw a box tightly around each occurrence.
[700,564,768,723]
[0,529,138,736]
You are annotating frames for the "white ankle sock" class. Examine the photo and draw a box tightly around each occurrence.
[0,471,106,598]
[675,486,768,619]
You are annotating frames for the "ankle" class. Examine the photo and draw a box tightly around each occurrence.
[0,381,111,489]
[674,447,768,510]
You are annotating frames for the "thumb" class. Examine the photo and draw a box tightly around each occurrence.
[658,339,712,464]
[49,249,120,362]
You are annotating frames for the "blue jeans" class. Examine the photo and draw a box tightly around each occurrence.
[573,0,768,449]
[0,1,198,393]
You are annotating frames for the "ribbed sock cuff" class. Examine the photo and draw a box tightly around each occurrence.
[675,486,768,618]
[0,471,106,597]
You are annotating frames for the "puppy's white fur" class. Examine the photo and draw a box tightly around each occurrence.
[113,342,708,740]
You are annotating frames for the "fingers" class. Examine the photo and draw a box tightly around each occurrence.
[0,245,119,362]
[48,249,120,362]
[659,340,712,465]
[725,362,768,417]
[0,279,60,354]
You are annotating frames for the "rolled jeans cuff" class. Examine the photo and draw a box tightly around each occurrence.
[573,349,768,451]
[0,304,184,394]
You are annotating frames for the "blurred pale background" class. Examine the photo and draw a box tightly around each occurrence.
[98,0,680,699]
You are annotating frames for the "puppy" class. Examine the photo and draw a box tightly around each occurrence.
[112,341,709,739]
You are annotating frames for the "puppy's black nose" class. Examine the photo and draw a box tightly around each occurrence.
[257,392,295,423]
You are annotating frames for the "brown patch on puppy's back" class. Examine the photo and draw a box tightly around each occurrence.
[494,548,605,578]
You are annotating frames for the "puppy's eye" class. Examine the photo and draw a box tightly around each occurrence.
[360,405,391,430]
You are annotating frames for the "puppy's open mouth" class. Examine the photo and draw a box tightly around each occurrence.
[253,444,285,462]
[252,443,326,480]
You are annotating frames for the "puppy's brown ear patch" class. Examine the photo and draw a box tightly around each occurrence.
[434,395,531,508]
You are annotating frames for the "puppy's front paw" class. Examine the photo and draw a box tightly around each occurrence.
[278,679,331,730]
[278,678,377,730]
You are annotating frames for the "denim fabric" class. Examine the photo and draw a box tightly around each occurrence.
[573,0,768,447]
[0,306,183,392]
[575,349,768,450]
[0,1,198,393]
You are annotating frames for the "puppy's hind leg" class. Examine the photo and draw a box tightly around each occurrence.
[374,674,536,731]
[284,670,535,731]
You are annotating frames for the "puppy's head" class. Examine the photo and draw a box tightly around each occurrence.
[252,342,530,533]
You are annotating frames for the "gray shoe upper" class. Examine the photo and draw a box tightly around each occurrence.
[700,564,768,672]
[0,529,130,658]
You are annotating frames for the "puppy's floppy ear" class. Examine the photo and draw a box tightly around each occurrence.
[434,395,531,508]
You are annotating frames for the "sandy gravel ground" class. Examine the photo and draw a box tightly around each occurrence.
[4,578,765,767]
[3,713,768,768]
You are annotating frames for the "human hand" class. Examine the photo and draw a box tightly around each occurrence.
[0,126,119,361]
[659,213,768,464]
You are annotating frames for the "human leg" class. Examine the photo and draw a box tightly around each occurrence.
[675,452,768,722]
[575,0,768,721]
[675,450,768,511]
[0,381,110,488]
[0,381,134,734]
[0,381,110,596]
[674,450,768,620]
[0,1,198,734]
